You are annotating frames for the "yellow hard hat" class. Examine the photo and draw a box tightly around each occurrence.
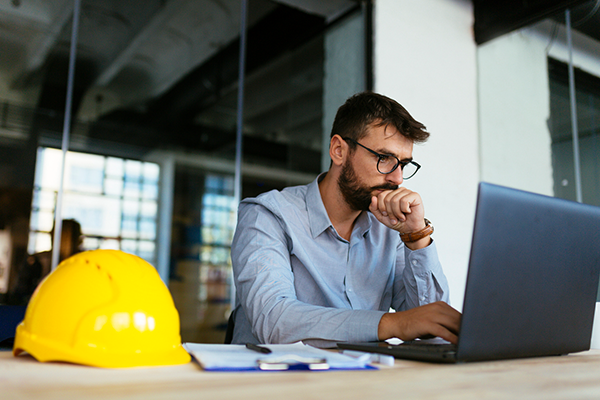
[13,249,191,368]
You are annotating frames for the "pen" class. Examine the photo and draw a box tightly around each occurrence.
[245,343,272,354]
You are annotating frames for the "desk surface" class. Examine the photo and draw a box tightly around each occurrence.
[3,349,600,399]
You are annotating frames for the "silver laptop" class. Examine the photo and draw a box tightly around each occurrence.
[338,182,600,363]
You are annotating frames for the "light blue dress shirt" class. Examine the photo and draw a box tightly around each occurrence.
[231,173,450,348]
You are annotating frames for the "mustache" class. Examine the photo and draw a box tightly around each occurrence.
[370,183,399,191]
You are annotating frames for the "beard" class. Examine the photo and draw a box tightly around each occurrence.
[337,159,398,211]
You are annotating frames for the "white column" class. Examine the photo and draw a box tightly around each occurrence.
[374,0,479,310]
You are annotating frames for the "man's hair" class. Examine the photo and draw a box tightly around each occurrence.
[330,92,430,146]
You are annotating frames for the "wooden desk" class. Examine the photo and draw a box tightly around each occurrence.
[3,349,600,399]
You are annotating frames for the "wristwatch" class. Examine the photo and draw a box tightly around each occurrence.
[400,218,434,243]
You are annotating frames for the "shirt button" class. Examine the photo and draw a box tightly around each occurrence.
[412,260,418,266]
[348,288,353,293]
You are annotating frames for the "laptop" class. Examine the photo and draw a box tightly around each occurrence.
[338,182,600,363]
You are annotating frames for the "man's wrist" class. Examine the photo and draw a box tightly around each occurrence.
[404,236,432,251]
[377,312,394,340]
[400,219,433,243]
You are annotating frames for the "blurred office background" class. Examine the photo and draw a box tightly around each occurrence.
[0,0,598,343]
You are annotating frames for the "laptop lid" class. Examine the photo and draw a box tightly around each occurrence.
[457,182,600,361]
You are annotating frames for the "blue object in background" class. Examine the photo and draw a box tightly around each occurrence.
[0,305,26,349]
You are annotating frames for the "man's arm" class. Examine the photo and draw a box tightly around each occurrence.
[378,239,461,344]
[370,187,462,343]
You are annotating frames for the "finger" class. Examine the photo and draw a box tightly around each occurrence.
[369,196,385,219]
[379,191,406,225]
[426,325,459,345]
[387,192,407,223]
[369,195,378,212]
[409,303,461,342]
[378,192,395,224]
[376,191,390,217]
[428,302,462,335]
[384,188,416,222]
[400,192,421,215]
[370,196,392,226]
[426,316,461,344]
[399,321,458,345]
[437,313,461,337]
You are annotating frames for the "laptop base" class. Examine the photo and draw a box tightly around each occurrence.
[338,340,458,363]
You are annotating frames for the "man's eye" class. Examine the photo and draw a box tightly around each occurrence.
[378,155,391,164]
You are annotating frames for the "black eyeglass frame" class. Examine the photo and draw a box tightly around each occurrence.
[341,137,421,179]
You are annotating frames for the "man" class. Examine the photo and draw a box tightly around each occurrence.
[230,92,460,348]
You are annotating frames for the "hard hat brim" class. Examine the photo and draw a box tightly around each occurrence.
[13,322,191,368]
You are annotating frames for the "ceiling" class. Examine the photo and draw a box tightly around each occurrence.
[0,0,355,105]
[473,0,600,44]
[0,0,599,170]
[0,0,357,174]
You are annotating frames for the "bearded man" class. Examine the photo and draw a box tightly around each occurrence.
[229,92,460,348]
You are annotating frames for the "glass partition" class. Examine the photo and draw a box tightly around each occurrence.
[0,0,365,343]
[549,58,600,207]
[477,7,600,299]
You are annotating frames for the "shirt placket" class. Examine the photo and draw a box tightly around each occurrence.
[345,240,362,309]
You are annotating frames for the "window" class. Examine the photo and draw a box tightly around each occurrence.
[199,174,236,303]
[29,147,160,265]
[549,58,600,207]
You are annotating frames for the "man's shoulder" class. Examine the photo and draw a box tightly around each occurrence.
[240,183,309,214]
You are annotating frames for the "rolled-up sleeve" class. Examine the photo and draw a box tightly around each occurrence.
[392,239,450,312]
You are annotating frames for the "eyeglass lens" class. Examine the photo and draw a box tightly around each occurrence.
[378,158,418,179]
[400,162,419,179]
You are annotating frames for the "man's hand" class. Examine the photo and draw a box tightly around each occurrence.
[377,302,461,344]
[369,188,431,249]
[369,187,425,231]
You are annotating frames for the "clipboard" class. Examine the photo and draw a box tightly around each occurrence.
[183,342,377,372]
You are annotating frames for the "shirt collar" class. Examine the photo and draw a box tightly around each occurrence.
[306,172,372,239]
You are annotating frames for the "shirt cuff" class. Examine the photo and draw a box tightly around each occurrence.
[302,309,386,348]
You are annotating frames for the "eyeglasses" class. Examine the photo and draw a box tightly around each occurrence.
[342,137,421,179]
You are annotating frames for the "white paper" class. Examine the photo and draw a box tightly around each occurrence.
[183,342,374,371]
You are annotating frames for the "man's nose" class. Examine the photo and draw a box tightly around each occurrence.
[385,167,403,186]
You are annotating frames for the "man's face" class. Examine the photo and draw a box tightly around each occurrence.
[337,124,414,211]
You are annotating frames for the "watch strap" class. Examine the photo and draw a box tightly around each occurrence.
[400,218,434,243]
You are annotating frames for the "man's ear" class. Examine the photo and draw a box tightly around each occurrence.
[329,135,347,167]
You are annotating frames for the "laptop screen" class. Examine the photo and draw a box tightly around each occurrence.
[456,182,600,361]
